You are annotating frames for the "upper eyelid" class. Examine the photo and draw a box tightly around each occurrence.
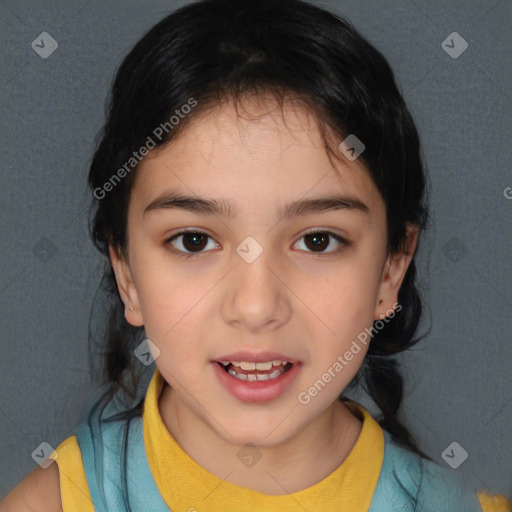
[167,227,347,241]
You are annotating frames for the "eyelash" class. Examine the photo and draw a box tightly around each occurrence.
[163,228,350,259]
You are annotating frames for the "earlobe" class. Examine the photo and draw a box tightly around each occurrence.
[108,245,144,327]
[374,224,419,320]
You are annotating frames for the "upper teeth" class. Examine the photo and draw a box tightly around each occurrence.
[221,360,287,370]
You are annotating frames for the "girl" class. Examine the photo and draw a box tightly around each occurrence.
[2,0,510,510]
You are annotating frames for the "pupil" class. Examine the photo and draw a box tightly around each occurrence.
[183,233,207,251]
[306,233,328,251]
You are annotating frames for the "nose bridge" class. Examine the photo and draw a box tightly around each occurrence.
[222,234,291,330]
[234,234,279,295]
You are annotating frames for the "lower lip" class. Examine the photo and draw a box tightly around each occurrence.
[212,362,301,402]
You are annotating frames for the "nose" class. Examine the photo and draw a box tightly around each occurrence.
[220,242,292,333]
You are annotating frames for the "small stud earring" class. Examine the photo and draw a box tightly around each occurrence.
[129,306,134,311]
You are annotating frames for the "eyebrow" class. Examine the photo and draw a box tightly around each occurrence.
[143,191,369,220]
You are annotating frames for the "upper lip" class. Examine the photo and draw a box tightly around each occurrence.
[213,351,300,364]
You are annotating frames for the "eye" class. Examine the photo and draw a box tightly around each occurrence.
[164,228,349,259]
[165,230,219,258]
[293,229,348,255]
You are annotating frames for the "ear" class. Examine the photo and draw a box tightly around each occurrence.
[109,245,144,327]
[374,223,419,320]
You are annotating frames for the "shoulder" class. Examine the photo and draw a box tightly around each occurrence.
[0,463,62,512]
[371,432,484,511]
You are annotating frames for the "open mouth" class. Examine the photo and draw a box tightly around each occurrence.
[216,361,293,381]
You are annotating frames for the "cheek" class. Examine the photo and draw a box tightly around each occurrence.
[300,259,382,373]
[307,264,380,325]
[130,254,200,340]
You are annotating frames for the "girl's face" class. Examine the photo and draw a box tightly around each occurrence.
[110,96,416,447]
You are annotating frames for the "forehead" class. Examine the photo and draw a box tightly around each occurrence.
[132,96,384,219]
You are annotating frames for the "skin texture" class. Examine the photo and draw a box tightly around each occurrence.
[109,95,418,495]
[0,463,62,512]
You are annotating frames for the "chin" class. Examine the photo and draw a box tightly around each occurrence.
[213,416,299,448]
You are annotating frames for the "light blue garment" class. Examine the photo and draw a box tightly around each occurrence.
[75,393,483,511]
[369,431,483,511]
[75,392,167,512]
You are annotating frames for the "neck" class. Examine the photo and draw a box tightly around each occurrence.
[158,382,363,495]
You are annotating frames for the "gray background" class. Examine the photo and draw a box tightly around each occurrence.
[1,0,511,501]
